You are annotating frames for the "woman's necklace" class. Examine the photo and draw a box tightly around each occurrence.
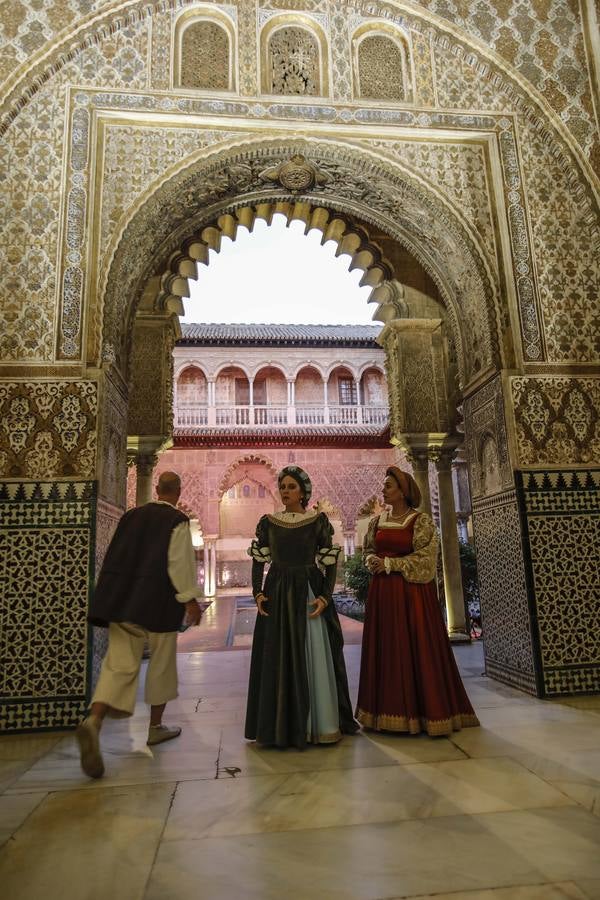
[387,508,415,526]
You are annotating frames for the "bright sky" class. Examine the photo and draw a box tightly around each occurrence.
[182,214,375,325]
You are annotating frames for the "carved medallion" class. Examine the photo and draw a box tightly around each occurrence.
[259,154,330,192]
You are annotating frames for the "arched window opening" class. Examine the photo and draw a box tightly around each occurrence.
[353,30,412,103]
[176,13,234,91]
[268,26,321,96]
[175,366,208,427]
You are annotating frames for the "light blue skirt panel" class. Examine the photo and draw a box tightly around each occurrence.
[305,585,341,744]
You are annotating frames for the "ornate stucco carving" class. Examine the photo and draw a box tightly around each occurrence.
[511,376,600,467]
[0,381,97,479]
[259,154,330,192]
[463,375,513,500]
[101,139,500,389]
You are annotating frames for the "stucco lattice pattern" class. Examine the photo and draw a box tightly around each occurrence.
[472,491,536,695]
[421,0,598,166]
[181,21,230,90]
[0,20,148,360]
[358,35,406,101]
[0,382,97,479]
[0,480,95,731]
[512,377,600,467]
[268,26,320,95]
[367,139,497,268]
[99,125,240,264]
[463,376,512,500]
[519,123,600,363]
[520,470,600,696]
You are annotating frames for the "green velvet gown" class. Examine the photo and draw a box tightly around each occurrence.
[245,511,357,750]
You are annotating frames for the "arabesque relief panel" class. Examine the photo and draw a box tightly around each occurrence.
[0,19,150,363]
[511,376,600,467]
[463,374,512,501]
[519,122,600,364]
[0,381,97,480]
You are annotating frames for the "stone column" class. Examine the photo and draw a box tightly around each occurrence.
[135,453,157,506]
[344,531,356,557]
[354,377,363,423]
[210,541,217,596]
[435,450,469,642]
[203,538,217,597]
[203,543,211,596]
[207,380,216,425]
[323,379,330,424]
[406,450,432,514]
[287,379,296,425]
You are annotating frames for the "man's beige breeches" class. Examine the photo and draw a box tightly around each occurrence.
[92,622,178,717]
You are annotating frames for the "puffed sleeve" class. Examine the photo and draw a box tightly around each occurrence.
[247,515,270,600]
[362,515,380,565]
[315,513,342,603]
[386,513,438,583]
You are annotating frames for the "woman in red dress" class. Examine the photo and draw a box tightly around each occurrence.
[356,466,479,737]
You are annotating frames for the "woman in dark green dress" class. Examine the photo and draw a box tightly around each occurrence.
[245,465,357,750]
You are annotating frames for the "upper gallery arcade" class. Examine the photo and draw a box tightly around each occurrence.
[0,1,598,732]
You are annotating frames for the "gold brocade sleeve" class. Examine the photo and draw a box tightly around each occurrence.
[362,515,380,564]
[386,513,438,583]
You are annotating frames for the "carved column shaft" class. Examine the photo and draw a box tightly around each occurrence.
[407,451,432,514]
[435,451,469,641]
[135,453,158,507]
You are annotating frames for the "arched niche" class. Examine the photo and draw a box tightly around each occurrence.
[351,22,414,103]
[173,5,236,92]
[259,15,330,97]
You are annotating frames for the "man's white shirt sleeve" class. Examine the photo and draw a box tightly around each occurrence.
[168,522,202,602]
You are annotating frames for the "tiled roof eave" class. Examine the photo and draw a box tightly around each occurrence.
[173,425,391,449]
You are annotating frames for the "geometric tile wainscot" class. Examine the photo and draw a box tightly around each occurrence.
[517,469,600,698]
[0,481,96,732]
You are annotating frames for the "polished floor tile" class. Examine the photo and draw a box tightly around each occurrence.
[0,783,175,900]
[402,883,588,900]
[1,636,599,900]
[143,813,550,900]
[0,792,47,847]
[160,756,573,841]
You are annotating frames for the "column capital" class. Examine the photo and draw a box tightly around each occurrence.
[431,448,458,472]
[136,453,158,477]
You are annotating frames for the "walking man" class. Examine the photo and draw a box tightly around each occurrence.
[76,470,203,778]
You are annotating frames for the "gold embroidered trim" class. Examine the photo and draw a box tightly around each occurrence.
[307,728,342,744]
[267,512,319,528]
[378,510,420,529]
[356,707,479,736]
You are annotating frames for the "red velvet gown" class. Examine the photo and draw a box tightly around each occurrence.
[356,518,479,736]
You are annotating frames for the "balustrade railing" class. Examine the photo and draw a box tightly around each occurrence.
[215,405,251,426]
[252,405,288,425]
[175,405,209,427]
[295,405,326,425]
[175,404,388,428]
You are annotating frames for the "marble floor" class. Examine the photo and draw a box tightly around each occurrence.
[1,640,600,900]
